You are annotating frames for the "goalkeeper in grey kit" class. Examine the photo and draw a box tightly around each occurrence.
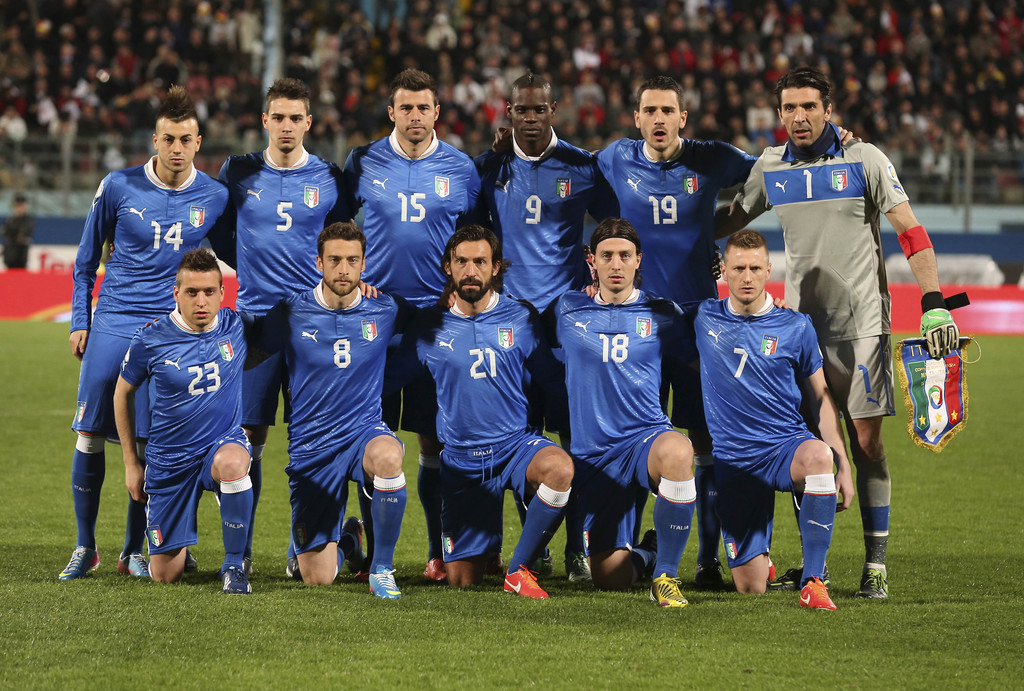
[717,67,962,599]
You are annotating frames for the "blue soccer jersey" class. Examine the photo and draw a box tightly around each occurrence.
[119,307,246,467]
[215,149,348,315]
[597,138,754,303]
[72,161,229,334]
[555,289,696,459]
[694,297,823,464]
[404,293,562,448]
[258,286,401,461]
[475,133,617,311]
[344,133,481,306]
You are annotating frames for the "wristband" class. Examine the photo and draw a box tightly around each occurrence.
[898,225,932,258]
[921,291,945,313]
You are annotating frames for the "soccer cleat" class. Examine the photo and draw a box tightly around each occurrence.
[767,556,776,583]
[767,564,830,591]
[694,559,727,591]
[184,548,198,574]
[565,551,592,583]
[504,567,548,599]
[484,552,505,576]
[242,556,252,578]
[799,576,836,610]
[854,568,889,599]
[222,565,252,594]
[423,557,448,582]
[59,547,100,580]
[368,569,402,599]
[636,529,658,581]
[341,516,366,573]
[285,556,302,581]
[531,550,554,576]
[650,573,688,608]
[353,570,370,583]
[116,552,151,578]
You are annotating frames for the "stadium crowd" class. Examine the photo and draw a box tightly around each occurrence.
[1,0,1023,168]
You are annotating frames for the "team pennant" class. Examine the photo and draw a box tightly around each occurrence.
[896,337,972,452]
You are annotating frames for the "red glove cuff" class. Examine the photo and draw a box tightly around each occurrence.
[898,225,932,258]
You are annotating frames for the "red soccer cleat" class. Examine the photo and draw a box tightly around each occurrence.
[503,567,548,599]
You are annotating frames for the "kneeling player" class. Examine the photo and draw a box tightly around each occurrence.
[253,222,408,598]
[114,249,254,594]
[555,218,697,608]
[695,229,853,609]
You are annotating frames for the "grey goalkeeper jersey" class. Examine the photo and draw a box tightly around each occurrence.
[735,136,909,342]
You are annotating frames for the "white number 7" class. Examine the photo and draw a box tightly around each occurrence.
[732,347,748,378]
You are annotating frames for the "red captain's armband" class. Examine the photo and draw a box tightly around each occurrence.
[898,225,932,258]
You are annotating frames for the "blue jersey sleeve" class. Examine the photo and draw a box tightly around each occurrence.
[207,161,238,268]
[119,327,151,388]
[797,313,824,379]
[72,174,118,332]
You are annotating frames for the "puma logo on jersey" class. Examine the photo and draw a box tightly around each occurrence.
[707,328,721,343]
[574,321,590,333]
[163,357,181,370]
[775,181,788,193]
[301,330,319,343]
[129,207,146,220]
[247,188,263,201]
[438,338,455,351]
[372,178,388,190]
[495,180,507,192]
[626,177,640,192]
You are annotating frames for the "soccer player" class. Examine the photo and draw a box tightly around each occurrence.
[475,72,617,582]
[343,68,481,582]
[212,78,350,576]
[555,218,697,608]
[252,222,408,598]
[62,86,228,580]
[596,77,758,589]
[397,226,574,599]
[113,249,254,594]
[718,67,962,598]
[695,229,854,610]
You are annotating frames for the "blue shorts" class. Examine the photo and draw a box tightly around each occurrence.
[287,423,400,553]
[73,326,150,438]
[715,433,813,568]
[661,356,707,432]
[576,425,672,556]
[144,427,252,554]
[440,431,558,562]
[240,348,289,427]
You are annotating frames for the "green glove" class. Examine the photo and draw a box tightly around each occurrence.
[920,308,959,359]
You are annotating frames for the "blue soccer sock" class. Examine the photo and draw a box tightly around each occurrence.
[219,474,254,572]
[694,455,721,566]
[71,439,105,550]
[418,454,443,560]
[652,478,696,578]
[370,474,407,573]
[509,484,569,574]
[245,451,263,560]
[563,491,586,556]
[357,481,375,567]
[799,474,838,584]
[856,455,890,566]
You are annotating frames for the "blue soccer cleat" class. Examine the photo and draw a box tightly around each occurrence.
[221,565,252,594]
[341,516,366,574]
[117,552,151,578]
[59,547,100,580]
[369,568,402,599]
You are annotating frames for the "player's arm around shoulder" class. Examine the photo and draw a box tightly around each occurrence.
[714,153,769,240]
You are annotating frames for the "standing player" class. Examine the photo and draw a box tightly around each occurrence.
[252,222,408,598]
[718,67,961,598]
[113,249,254,594]
[344,68,481,582]
[596,77,757,589]
[475,72,617,581]
[61,86,228,580]
[398,226,574,599]
[555,218,697,608]
[695,229,853,610]
[213,78,350,575]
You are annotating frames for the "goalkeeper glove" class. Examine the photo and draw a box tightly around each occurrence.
[920,292,959,359]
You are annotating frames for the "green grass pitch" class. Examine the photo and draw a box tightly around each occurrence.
[1,322,1022,688]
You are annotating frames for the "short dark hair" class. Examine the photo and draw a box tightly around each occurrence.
[590,218,643,286]
[176,248,221,285]
[510,71,553,100]
[775,67,833,110]
[636,75,685,110]
[265,77,311,114]
[157,85,198,125]
[441,224,505,294]
[318,221,366,257]
[725,228,769,257]
[389,68,438,107]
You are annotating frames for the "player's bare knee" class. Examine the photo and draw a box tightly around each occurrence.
[542,453,574,492]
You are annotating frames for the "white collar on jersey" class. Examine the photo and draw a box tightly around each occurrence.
[314,281,363,310]
[594,287,641,306]
[145,156,197,191]
[727,290,775,317]
[513,129,559,162]
[264,147,310,170]
[642,137,685,164]
[451,290,499,317]
[388,129,439,160]
[170,306,220,333]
